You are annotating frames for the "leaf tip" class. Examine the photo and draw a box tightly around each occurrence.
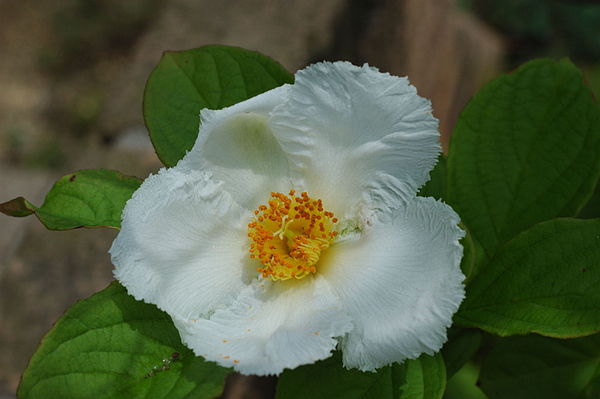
[0,196,36,217]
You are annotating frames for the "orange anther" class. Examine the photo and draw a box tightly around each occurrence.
[248,190,337,281]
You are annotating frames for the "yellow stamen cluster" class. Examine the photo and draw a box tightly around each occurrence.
[248,190,338,281]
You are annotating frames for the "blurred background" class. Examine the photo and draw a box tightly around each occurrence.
[0,0,599,397]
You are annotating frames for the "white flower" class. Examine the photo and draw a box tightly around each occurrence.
[110,61,465,376]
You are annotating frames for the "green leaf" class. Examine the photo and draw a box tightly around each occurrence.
[18,282,229,399]
[479,334,600,399]
[578,179,600,219]
[276,353,394,399]
[276,352,446,399]
[444,362,488,399]
[441,328,483,378]
[398,353,447,399]
[459,227,478,284]
[0,169,141,230]
[455,218,600,338]
[418,156,447,201]
[144,45,294,167]
[583,64,600,99]
[447,59,600,260]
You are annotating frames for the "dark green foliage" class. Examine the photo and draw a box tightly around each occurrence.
[18,282,229,399]
[276,352,446,399]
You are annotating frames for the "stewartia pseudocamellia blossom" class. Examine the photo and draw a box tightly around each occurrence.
[110,62,465,375]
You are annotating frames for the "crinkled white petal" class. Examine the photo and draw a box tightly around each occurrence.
[110,167,252,320]
[271,62,440,219]
[319,196,465,371]
[179,86,294,211]
[174,275,353,375]
[111,61,463,377]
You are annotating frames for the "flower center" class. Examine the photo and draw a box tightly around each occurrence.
[248,190,338,281]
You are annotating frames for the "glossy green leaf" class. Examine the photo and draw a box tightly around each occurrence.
[441,328,483,378]
[447,59,600,260]
[479,334,600,399]
[18,282,229,399]
[0,169,141,230]
[144,45,294,166]
[276,352,446,399]
[456,218,600,338]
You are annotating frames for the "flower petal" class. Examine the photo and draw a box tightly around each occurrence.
[110,167,252,320]
[320,197,464,371]
[180,86,293,211]
[174,276,353,375]
[271,62,440,218]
